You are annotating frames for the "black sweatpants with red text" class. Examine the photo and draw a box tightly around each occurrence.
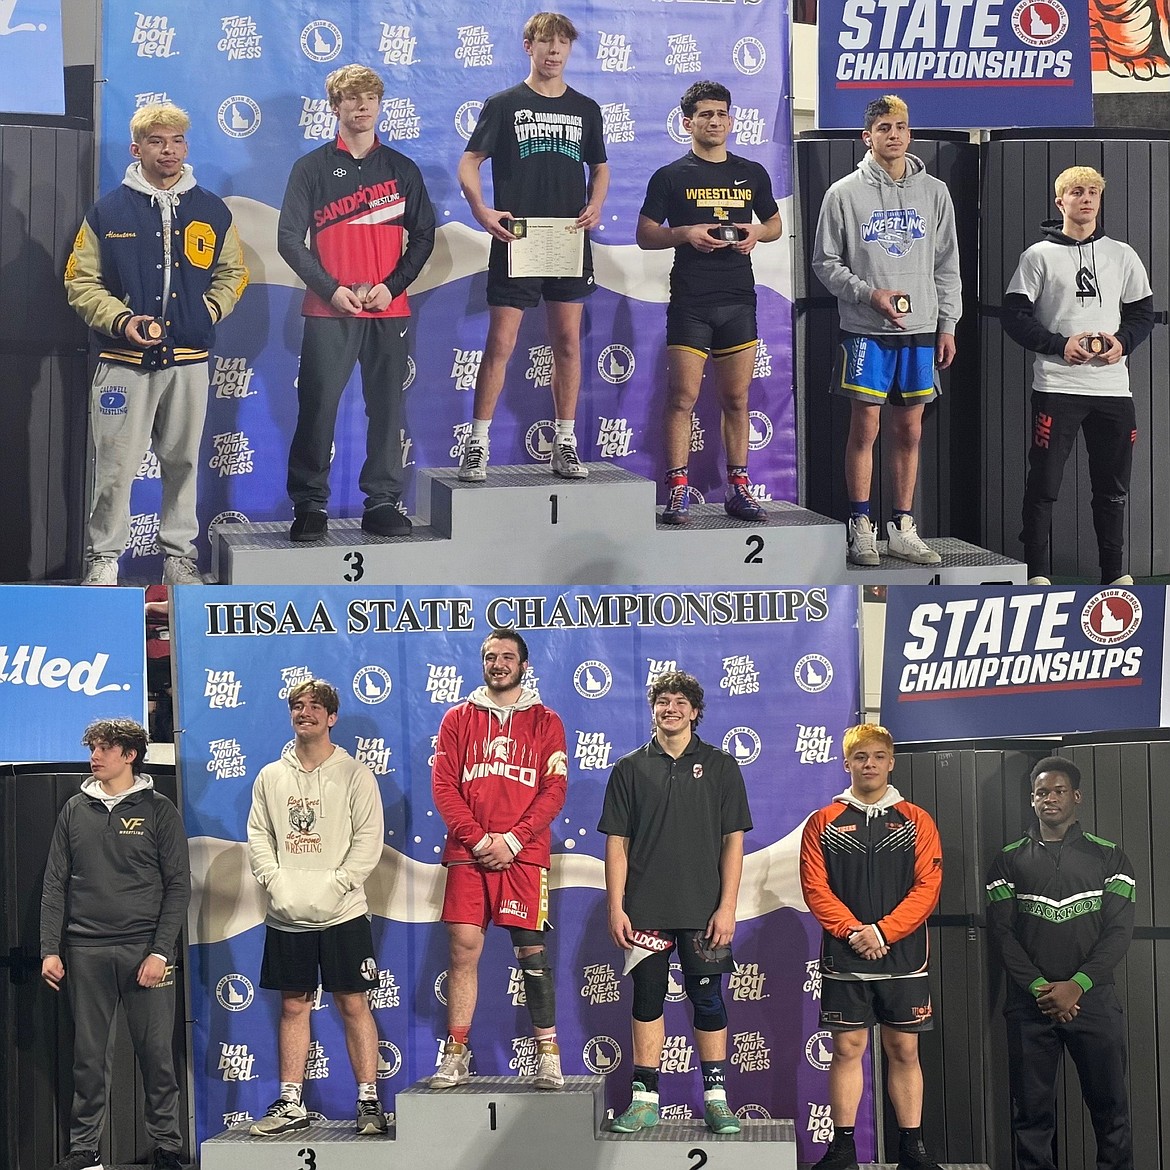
[1019,391,1136,581]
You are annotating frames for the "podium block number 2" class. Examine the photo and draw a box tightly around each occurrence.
[688,1150,709,1169]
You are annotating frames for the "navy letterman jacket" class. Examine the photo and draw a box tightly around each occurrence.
[64,166,247,370]
[277,135,435,318]
[986,820,1135,1004]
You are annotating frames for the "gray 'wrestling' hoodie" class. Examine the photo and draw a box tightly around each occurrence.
[812,151,962,338]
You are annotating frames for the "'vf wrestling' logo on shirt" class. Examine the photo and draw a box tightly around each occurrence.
[862,208,927,257]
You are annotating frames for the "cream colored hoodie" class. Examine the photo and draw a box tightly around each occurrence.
[247,743,383,931]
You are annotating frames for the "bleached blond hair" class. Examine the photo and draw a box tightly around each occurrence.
[129,103,189,143]
[1054,166,1105,198]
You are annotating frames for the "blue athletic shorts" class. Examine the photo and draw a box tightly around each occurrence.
[832,334,938,405]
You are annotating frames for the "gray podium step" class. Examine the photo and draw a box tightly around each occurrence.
[201,1119,394,1170]
[845,536,1027,584]
[201,1076,799,1170]
[215,464,848,585]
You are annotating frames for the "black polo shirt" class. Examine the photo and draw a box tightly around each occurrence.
[598,734,752,928]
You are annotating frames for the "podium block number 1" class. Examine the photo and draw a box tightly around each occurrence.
[488,1101,498,1130]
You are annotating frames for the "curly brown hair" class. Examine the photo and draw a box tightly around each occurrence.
[82,718,148,765]
[647,670,704,726]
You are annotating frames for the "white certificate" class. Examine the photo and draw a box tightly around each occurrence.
[506,217,584,278]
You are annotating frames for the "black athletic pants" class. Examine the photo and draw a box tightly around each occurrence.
[66,944,182,1154]
[1020,391,1136,580]
[1005,987,1133,1170]
[287,316,410,514]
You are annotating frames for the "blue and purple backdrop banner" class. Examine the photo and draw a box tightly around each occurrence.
[816,0,1093,128]
[0,0,64,115]
[880,585,1168,741]
[172,584,864,1160]
[100,0,795,578]
[0,586,146,760]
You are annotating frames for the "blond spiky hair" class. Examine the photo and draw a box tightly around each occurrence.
[843,722,895,757]
[325,64,384,108]
[1054,165,1105,198]
[129,103,190,143]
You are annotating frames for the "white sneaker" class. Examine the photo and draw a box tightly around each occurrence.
[886,515,941,565]
[162,556,203,585]
[846,516,880,566]
[1107,574,1135,586]
[533,1039,564,1090]
[459,437,489,481]
[551,435,588,479]
[430,1040,471,1088]
[249,1098,309,1136]
[82,557,118,586]
[1028,576,1052,586]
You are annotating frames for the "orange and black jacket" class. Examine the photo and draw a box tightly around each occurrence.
[799,785,942,976]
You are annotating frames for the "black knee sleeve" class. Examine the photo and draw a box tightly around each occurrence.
[685,972,727,1031]
[510,928,556,1029]
[630,949,670,1023]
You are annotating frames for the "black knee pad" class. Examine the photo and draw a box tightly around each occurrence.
[685,972,727,1031]
[510,928,555,1029]
[510,926,549,964]
[630,949,670,1023]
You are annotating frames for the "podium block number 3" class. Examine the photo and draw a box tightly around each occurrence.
[297,1149,316,1170]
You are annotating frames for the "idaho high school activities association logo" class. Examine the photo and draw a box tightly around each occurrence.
[1011,0,1069,47]
[1081,590,1141,646]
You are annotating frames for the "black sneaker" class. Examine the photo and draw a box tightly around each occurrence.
[361,503,412,537]
[355,1097,388,1134]
[289,510,328,542]
[814,1135,859,1170]
[152,1148,184,1170]
[897,1138,942,1170]
[51,1154,102,1170]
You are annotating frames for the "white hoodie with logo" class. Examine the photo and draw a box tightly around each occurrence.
[247,743,384,931]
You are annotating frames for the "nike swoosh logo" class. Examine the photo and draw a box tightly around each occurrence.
[734,179,749,186]
[400,328,408,338]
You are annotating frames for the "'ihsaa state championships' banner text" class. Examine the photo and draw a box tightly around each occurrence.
[172,584,867,1161]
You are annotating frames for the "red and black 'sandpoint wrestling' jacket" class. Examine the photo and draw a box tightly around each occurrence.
[277,135,435,318]
[800,784,942,976]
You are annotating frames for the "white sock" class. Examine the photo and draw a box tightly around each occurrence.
[357,1081,378,1102]
[554,418,575,439]
[471,419,491,441]
[279,1082,303,1105]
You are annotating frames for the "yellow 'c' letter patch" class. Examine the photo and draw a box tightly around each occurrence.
[184,221,217,269]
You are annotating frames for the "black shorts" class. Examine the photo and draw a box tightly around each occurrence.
[486,272,596,309]
[666,301,757,359]
[820,974,933,1032]
[632,927,735,976]
[486,239,596,308]
[260,916,378,994]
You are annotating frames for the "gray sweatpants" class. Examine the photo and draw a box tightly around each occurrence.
[87,360,208,560]
[65,943,182,1153]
